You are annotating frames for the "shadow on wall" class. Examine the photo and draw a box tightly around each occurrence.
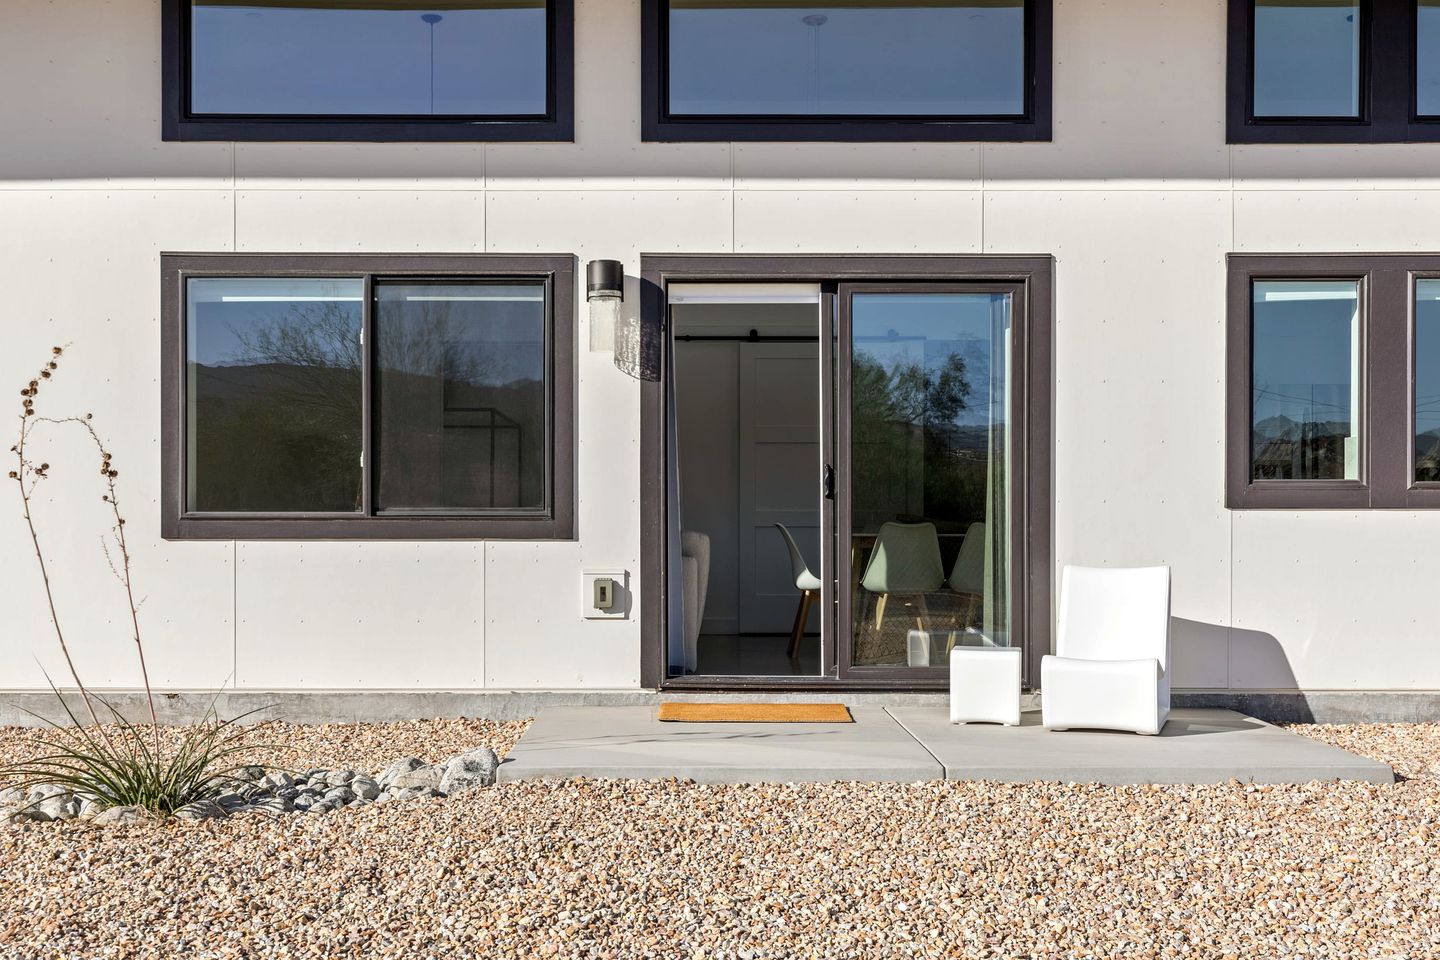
[1169,616,1318,723]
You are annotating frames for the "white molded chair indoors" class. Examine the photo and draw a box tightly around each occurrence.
[946,521,987,632]
[775,523,822,659]
[860,521,945,639]
[1041,565,1171,736]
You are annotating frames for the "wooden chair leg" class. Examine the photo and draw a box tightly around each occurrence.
[914,593,931,631]
[873,593,889,631]
[788,590,814,659]
[788,592,807,657]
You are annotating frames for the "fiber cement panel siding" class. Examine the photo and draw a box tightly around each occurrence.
[0,0,1437,694]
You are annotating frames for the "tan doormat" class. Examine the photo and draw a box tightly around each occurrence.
[657,702,853,723]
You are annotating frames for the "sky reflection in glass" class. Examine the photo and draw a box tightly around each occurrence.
[190,2,548,116]
[1252,0,1360,118]
[668,1,1025,117]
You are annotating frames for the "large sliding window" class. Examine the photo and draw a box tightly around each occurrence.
[163,0,574,141]
[163,254,575,539]
[642,0,1052,142]
[1228,0,1440,142]
[1228,254,1440,508]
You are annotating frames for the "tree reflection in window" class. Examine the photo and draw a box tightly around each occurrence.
[186,279,364,513]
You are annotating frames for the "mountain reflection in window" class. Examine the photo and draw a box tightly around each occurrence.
[1251,280,1360,482]
[185,278,365,513]
[374,282,547,513]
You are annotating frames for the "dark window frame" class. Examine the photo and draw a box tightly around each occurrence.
[1227,253,1440,509]
[1227,0,1440,143]
[161,252,576,540]
[161,0,575,142]
[639,254,1054,692]
[640,0,1052,143]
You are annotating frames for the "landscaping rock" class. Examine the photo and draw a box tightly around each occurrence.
[27,784,67,803]
[322,786,355,806]
[174,799,227,821]
[36,796,80,821]
[232,797,290,816]
[378,757,425,786]
[350,776,381,801]
[438,747,500,794]
[214,793,250,814]
[258,772,294,792]
[92,805,148,826]
[321,769,355,786]
[385,763,444,791]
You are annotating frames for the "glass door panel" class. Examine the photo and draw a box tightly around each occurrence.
[837,287,1013,675]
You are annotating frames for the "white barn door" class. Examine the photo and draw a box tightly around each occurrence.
[737,342,822,634]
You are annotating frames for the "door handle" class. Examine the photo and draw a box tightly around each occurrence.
[822,463,835,500]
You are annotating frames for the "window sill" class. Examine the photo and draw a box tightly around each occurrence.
[163,514,574,542]
[162,117,574,143]
[1227,480,1371,510]
[643,118,1050,143]
[1225,120,1440,145]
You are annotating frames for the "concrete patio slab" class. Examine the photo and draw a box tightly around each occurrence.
[497,705,943,783]
[887,707,1395,785]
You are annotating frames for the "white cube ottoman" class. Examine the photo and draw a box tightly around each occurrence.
[949,646,1022,726]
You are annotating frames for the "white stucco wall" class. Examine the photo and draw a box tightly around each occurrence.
[1,0,1437,694]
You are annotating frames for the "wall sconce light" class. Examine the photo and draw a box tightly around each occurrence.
[585,259,657,380]
[586,259,624,354]
[586,258,624,302]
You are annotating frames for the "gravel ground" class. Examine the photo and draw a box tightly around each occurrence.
[1,719,1438,959]
[1286,722,1440,780]
[0,717,531,780]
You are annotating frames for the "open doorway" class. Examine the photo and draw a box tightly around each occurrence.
[669,284,825,677]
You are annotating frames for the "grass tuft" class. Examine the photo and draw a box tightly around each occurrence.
[2,684,267,818]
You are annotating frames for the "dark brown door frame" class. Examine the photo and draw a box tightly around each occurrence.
[640,254,1054,691]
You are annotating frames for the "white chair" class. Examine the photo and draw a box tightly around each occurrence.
[680,530,711,674]
[775,524,821,659]
[1041,565,1171,736]
[946,521,987,631]
[860,520,944,628]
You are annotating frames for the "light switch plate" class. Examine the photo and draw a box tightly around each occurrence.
[581,570,628,619]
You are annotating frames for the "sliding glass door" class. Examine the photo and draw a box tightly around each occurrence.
[643,255,1051,690]
[835,285,1018,678]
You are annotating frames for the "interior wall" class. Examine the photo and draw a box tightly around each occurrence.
[673,340,740,634]
[671,301,820,637]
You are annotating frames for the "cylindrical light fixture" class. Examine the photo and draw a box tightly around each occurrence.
[586,259,624,354]
[587,259,625,302]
